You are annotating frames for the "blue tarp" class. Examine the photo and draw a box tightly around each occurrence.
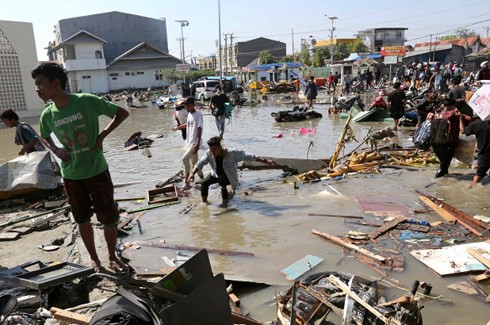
[345,53,382,62]
[246,62,305,71]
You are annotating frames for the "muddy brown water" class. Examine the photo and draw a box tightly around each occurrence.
[1,96,489,324]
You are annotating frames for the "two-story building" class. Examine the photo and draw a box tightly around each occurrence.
[48,11,181,93]
[355,28,408,52]
[0,20,43,117]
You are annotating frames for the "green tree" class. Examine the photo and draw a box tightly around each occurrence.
[160,68,180,83]
[299,46,311,66]
[279,54,294,62]
[349,38,368,53]
[334,43,351,61]
[259,50,275,64]
[312,47,330,67]
[439,28,477,40]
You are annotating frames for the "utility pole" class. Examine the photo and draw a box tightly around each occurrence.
[325,15,338,65]
[485,26,490,38]
[429,34,432,64]
[176,37,183,62]
[292,29,295,61]
[224,33,228,75]
[218,0,223,87]
[229,33,234,74]
[175,20,189,63]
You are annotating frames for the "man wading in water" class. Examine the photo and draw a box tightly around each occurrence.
[32,63,129,274]
[188,136,276,208]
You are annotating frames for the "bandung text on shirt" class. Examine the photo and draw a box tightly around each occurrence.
[55,113,83,128]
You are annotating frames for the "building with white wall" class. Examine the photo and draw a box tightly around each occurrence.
[49,11,181,93]
[0,20,43,118]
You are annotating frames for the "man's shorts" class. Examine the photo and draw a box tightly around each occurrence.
[63,169,119,225]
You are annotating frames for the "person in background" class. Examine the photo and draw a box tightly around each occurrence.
[429,67,443,93]
[387,82,407,131]
[172,96,204,189]
[31,62,129,273]
[476,61,490,81]
[188,136,276,208]
[462,116,490,187]
[209,86,230,140]
[173,100,188,140]
[327,72,335,93]
[342,72,352,95]
[415,92,440,127]
[333,72,340,94]
[427,97,470,178]
[304,76,317,109]
[1,109,44,155]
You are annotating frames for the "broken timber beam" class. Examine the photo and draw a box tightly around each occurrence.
[329,114,352,169]
[368,216,406,239]
[132,240,254,257]
[50,307,91,325]
[417,190,489,236]
[312,229,386,263]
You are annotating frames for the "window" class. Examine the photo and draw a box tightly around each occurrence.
[112,77,117,80]
[95,50,103,59]
[396,31,402,38]
[82,75,91,79]
[109,73,119,77]
[137,71,144,75]
[125,72,130,76]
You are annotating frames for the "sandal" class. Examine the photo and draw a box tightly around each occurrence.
[108,260,129,274]
[91,260,103,273]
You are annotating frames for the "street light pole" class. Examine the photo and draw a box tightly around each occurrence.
[218,0,223,88]
[324,14,338,65]
[175,20,189,63]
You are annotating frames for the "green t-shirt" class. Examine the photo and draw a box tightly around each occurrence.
[40,93,120,180]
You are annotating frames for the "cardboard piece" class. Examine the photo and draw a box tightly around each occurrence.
[354,195,413,218]
[146,184,179,204]
[410,241,490,276]
[468,82,490,121]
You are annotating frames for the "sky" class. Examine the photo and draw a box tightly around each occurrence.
[2,0,490,62]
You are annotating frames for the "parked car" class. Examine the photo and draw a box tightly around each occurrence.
[190,80,220,100]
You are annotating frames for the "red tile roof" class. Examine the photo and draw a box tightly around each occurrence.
[415,36,481,48]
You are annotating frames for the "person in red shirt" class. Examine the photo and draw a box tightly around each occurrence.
[327,72,335,92]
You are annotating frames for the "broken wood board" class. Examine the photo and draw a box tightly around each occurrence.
[50,307,91,324]
[147,184,179,204]
[467,247,490,268]
[354,195,413,218]
[312,229,386,263]
[447,281,480,295]
[369,216,406,239]
[410,241,490,276]
[419,196,456,221]
[280,255,323,281]
[0,232,20,241]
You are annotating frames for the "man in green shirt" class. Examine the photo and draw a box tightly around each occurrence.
[32,63,129,273]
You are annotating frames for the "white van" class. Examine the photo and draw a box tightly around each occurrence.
[191,80,220,100]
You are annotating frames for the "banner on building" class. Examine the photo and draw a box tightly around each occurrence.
[381,46,406,56]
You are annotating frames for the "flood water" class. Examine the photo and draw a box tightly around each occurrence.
[1,96,489,324]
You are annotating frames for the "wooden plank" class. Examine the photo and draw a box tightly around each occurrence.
[132,240,254,257]
[308,213,363,219]
[281,255,323,281]
[312,229,386,263]
[0,232,20,241]
[368,216,406,239]
[419,196,456,221]
[327,275,389,324]
[50,307,91,325]
[467,248,490,268]
[472,270,490,282]
[417,191,489,235]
